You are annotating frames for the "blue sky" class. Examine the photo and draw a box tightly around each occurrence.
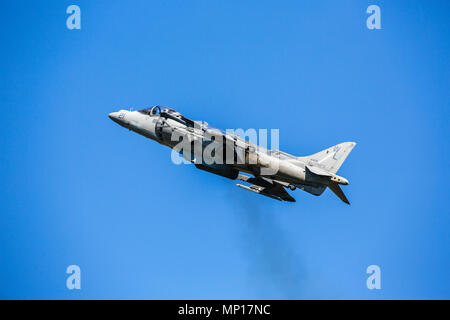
[0,0,449,299]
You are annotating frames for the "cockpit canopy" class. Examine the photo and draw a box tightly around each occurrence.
[161,107,182,117]
[138,105,162,116]
[138,106,182,117]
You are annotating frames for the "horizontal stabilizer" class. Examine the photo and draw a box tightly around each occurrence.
[306,165,332,177]
[328,181,350,205]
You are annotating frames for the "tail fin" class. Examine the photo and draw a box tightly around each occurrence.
[300,142,356,174]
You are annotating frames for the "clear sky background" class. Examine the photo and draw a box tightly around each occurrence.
[0,0,449,299]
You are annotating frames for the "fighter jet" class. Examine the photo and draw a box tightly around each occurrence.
[109,106,356,204]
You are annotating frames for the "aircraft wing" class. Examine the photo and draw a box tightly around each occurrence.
[236,174,296,202]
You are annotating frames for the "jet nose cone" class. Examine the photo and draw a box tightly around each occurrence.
[109,112,119,120]
[109,111,129,127]
[109,112,124,125]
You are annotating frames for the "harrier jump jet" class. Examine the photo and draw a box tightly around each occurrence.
[109,106,356,204]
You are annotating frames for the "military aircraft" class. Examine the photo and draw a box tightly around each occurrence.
[109,106,356,204]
